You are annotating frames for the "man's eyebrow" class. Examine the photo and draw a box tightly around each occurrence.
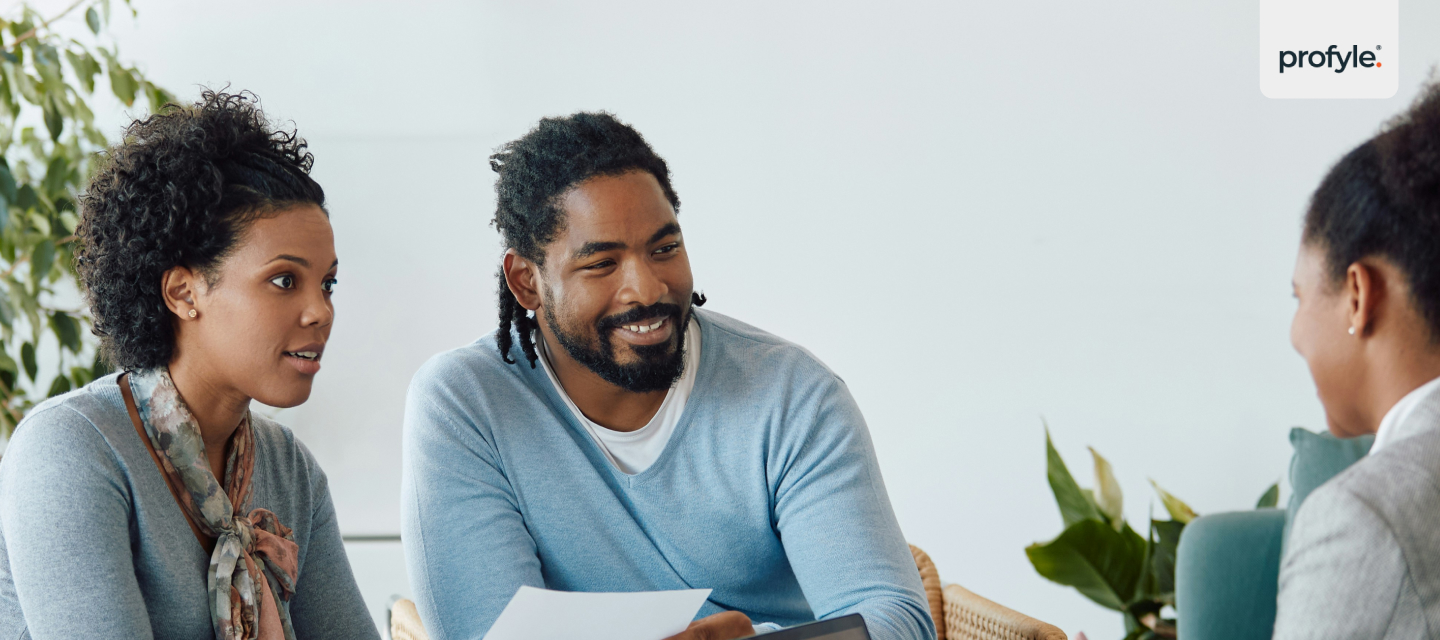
[571,224,682,260]
[266,254,310,268]
[573,241,626,260]
[648,223,682,245]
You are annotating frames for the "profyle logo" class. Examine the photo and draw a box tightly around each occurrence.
[1260,0,1397,99]
[1277,45,1382,74]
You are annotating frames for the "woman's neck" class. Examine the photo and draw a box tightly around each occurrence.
[165,357,251,478]
[1349,336,1440,436]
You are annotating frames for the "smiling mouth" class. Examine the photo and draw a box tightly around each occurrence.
[285,351,320,361]
[621,318,667,334]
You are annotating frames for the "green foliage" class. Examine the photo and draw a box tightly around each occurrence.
[1149,479,1197,524]
[1256,482,1280,508]
[1045,425,1102,528]
[1026,518,1147,611]
[0,0,170,436]
[1028,428,1281,639]
[1089,446,1125,529]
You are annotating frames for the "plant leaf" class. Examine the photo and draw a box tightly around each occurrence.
[85,7,101,34]
[1149,519,1185,602]
[29,211,51,237]
[1026,518,1148,611]
[69,365,92,388]
[0,349,15,379]
[0,285,11,328]
[32,45,63,91]
[65,50,98,93]
[16,183,37,210]
[1081,488,1100,513]
[91,352,112,379]
[1089,446,1125,529]
[45,372,70,397]
[14,71,39,106]
[49,311,79,353]
[20,340,35,381]
[0,161,17,203]
[71,93,94,125]
[1135,513,1155,602]
[41,154,68,198]
[41,94,62,141]
[1149,479,1198,524]
[1046,425,1102,527]
[1256,482,1280,509]
[30,239,55,290]
[105,58,137,106]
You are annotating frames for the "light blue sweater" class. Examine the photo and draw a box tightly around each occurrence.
[402,309,934,640]
[0,374,378,640]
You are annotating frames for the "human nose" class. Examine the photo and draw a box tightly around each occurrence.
[301,286,334,328]
[615,258,667,307]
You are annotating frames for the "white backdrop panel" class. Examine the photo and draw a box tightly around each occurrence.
[25,0,1430,636]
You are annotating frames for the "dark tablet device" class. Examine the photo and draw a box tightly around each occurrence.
[750,614,870,640]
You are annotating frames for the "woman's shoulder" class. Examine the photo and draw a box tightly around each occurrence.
[1,375,135,491]
[6,374,130,458]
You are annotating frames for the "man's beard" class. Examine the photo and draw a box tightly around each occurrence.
[543,296,689,393]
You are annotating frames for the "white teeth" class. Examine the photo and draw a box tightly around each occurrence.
[287,351,319,360]
[623,319,665,334]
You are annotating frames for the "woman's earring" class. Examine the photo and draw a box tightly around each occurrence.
[1348,326,1356,335]
[188,309,198,319]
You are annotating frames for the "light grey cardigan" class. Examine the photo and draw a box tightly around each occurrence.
[0,374,379,640]
[1275,386,1440,639]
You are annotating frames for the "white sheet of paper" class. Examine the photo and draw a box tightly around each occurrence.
[484,585,713,640]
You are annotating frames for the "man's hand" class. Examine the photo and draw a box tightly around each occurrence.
[662,611,755,640]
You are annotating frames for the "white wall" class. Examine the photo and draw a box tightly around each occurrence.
[39,0,1440,636]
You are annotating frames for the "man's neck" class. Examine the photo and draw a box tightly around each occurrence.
[537,326,668,432]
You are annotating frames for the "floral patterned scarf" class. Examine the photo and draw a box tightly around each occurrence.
[127,368,301,640]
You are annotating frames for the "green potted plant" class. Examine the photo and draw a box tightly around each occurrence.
[0,0,172,441]
[1027,428,1279,639]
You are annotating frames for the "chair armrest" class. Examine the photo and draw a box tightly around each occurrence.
[390,598,431,640]
[942,583,1066,640]
[1175,510,1285,640]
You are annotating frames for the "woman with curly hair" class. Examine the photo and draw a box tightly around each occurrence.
[1277,79,1440,637]
[0,91,379,640]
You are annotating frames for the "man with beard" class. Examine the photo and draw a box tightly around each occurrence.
[401,112,934,640]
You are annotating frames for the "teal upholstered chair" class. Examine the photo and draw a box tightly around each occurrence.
[1175,429,1374,640]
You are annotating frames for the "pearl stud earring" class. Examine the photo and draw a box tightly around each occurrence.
[1348,326,1356,335]
[188,309,198,318]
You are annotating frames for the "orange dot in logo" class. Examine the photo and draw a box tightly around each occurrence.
[1377,62,1382,67]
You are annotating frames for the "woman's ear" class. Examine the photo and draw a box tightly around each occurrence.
[503,250,543,312]
[1345,260,1386,338]
[160,266,202,320]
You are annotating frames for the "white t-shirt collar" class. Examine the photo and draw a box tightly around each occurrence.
[534,317,701,475]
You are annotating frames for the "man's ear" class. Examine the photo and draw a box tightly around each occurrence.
[160,266,202,320]
[1345,260,1386,338]
[503,250,543,311]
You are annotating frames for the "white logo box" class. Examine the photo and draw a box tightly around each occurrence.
[1259,0,1398,99]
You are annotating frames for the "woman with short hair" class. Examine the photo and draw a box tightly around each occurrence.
[0,90,379,640]
[1278,80,1440,638]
